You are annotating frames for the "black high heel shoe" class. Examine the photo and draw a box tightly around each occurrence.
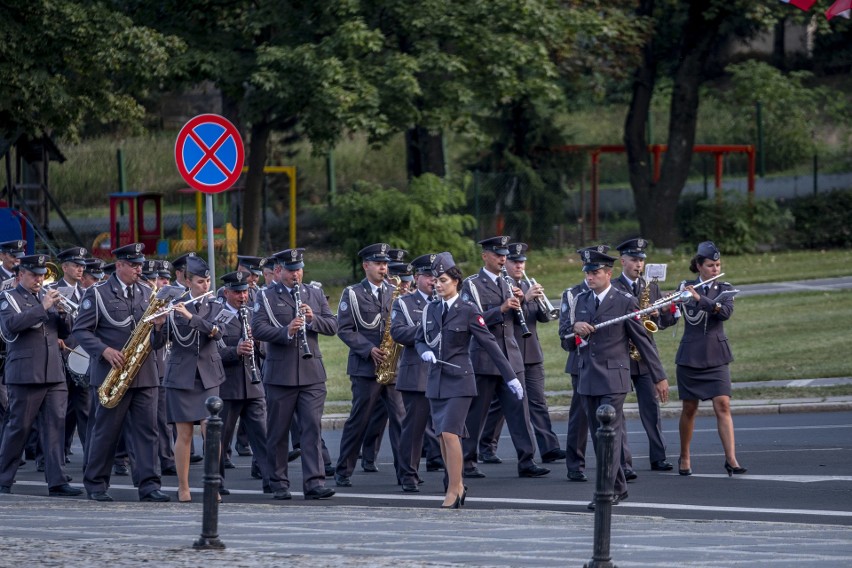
[678,458,692,476]
[460,485,468,507]
[441,494,461,509]
[724,461,747,477]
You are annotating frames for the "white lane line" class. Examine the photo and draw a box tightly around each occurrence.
[678,474,852,483]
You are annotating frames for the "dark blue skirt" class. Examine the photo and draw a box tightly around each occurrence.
[676,364,732,401]
[429,396,473,437]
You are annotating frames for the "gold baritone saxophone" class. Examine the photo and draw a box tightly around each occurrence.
[98,286,169,408]
[375,276,403,385]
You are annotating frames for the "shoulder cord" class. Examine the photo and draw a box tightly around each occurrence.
[677,280,708,334]
[260,288,285,329]
[466,280,484,312]
[0,290,21,343]
[168,307,200,349]
[93,286,133,328]
[348,286,381,330]
[567,289,577,325]
[421,304,441,349]
[398,298,415,327]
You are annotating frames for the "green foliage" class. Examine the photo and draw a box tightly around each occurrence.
[324,174,477,264]
[787,188,852,249]
[677,190,793,254]
[0,1,183,144]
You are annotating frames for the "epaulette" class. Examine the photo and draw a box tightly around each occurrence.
[308,281,323,289]
[622,291,633,298]
[576,288,592,297]
[463,274,479,282]
[214,297,224,304]
[92,281,109,288]
[138,280,152,291]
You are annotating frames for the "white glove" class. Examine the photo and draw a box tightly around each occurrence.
[420,351,437,364]
[507,378,524,400]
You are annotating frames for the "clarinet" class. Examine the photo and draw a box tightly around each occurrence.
[500,266,532,338]
[238,305,261,384]
[292,282,314,360]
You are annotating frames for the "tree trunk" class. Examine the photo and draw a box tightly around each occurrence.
[626,0,728,249]
[240,119,271,255]
[405,126,446,179]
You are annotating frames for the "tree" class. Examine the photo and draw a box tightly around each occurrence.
[0,0,182,155]
[624,0,774,249]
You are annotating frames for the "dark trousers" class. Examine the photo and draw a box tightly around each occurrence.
[267,384,326,493]
[83,386,161,498]
[335,376,404,480]
[156,384,174,470]
[565,374,589,472]
[64,377,90,456]
[622,371,667,468]
[463,373,535,472]
[397,390,430,485]
[361,402,388,463]
[581,391,627,495]
[0,382,69,489]
[220,396,269,488]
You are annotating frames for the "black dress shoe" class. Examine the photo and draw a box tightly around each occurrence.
[65,455,71,464]
[235,444,253,457]
[401,483,420,493]
[334,474,352,487]
[250,464,263,479]
[426,459,446,472]
[478,453,502,464]
[463,467,486,478]
[273,489,292,500]
[567,470,588,482]
[263,485,272,494]
[587,491,628,510]
[678,458,692,476]
[542,448,567,463]
[88,491,114,502]
[140,490,171,502]
[651,460,673,471]
[223,459,235,469]
[324,465,336,477]
[361,459,378,472]
[36,462,45,473]
[49,484,83,497]
[219,487,231,496]
[0,485,11,494]
[518,464,550,478]
[304,487,335,500]
[161,466,177,476]
[288,449,301,463]
[113,464,129,476]
[624,468,638,481]
[190,454,204,464]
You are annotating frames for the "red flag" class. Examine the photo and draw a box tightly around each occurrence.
[780,0,817,10]
[826,0,852,20]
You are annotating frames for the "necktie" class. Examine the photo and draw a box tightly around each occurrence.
[632,282,639,297]
[442,302,449,323]
[595,296,600,310]
[377,287,383,306]
[702,284,709,295]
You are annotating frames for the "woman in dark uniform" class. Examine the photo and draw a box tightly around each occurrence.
[415,252,522,509]
[153,257,225,502]
[675,241,746,477]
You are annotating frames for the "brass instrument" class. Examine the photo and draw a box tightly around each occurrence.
[375,276,403,385]
[98,285,168,408]
[42,262,61,286]
[292,280,313,360]
[238,304,262,383]
[629,274,658,361]
[521,270,559,320]
[500,266,531,338]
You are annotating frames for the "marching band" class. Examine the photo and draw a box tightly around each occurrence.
[0,237,744,507]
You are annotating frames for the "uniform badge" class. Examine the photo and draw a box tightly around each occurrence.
[339,300,349,312]
[391,310,396,320]
[253,302,260,313]
[462,293,470,302]
[82,299,92,310]
[561,303,567,312]
[0,301,7,310]
[477,315,486,327]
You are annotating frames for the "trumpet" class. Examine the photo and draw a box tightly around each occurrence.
[238,304,261,383]
[292,280,313,360]
[500,266,531,338]
[141,290,215,322]
[56,294,80,317]
[521,270,559,320]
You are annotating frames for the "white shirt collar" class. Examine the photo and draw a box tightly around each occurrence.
[595,285,612,304]
[444,294,459,309]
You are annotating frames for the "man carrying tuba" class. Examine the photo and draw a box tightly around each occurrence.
[73,243,171,503]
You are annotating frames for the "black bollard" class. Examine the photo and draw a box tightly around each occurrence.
[585,404,617,568]
[193,396,226,550]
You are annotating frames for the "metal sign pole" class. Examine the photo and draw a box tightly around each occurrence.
[206,193,216,283]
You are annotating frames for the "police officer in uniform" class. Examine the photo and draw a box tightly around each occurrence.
[252,248,336,499]
[333,243,406,488]
[570,247,669,509]
[0,240,25,439]
[391,253,446,492]
[74,243,170,502]
[460,236,549,479]
[148,261,176,476]
[48,247,91,462]
[0,254,82,496]
[172,252,196,290]
[217,270,270,495]
[558,246,609,482]
[81,259,106,289]
[612,238,674,476]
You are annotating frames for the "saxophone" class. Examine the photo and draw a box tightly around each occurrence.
[629,274,658,362]
[98,285,169,408]
[375,276,403,385]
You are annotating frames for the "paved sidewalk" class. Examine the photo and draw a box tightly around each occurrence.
[1,497,850,567]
